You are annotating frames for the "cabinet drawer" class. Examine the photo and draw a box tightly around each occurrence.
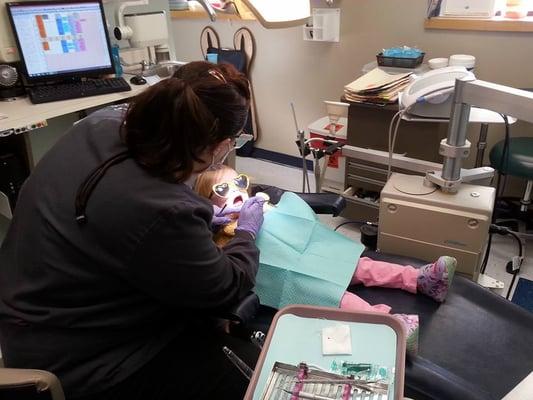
[347,160,388,182]
[346,174,386,193]
[341,186,380,222]
[347,158,424,177]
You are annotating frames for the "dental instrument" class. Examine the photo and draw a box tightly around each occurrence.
[280,389,337,400]
[291,103,345,193]
[291,102,311,193]
[293,379,389,394]
[251,331,266,350]
[222,346,254,380]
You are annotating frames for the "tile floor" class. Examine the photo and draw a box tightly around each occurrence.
[236,156,533,301]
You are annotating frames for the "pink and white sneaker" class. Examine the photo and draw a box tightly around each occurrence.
[417,256,457,303]
[394,314,419,356]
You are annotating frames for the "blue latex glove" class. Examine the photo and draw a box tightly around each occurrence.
[236,196,265,238]
[212,204,242,227]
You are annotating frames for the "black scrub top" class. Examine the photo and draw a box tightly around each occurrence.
[0,105,259,399]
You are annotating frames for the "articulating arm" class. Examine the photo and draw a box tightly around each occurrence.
[427,78,533,192]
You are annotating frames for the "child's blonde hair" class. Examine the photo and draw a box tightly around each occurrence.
[194,165,236,199]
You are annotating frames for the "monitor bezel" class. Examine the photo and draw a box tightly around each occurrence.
[6,0,115,84]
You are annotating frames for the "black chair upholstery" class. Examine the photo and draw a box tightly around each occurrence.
[251,185,346,217]
[357,251,533,400]
[224,292,261,325]
[246,251,533,400]
[239,186,533,398]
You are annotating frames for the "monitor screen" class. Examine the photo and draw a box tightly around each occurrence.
[7,0,114,82]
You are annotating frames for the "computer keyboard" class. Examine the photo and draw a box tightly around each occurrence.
[28,77,132,104]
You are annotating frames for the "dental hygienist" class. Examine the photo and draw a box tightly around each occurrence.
[0,62,265,400]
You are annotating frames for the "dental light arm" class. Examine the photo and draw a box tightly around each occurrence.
[427,78,533,192]
[194,0,217,21]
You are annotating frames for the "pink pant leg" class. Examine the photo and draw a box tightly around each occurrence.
[352,257,418,294]
[339,292,392,314]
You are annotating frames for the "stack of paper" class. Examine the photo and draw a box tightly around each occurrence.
[344,67,412,105]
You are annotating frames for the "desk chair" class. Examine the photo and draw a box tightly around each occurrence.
[1,191,67,400]
[490,137,533,214]
[0,191,11,246]
[0,368,65,400]
[0,191,12,220]
[0,294,258,400]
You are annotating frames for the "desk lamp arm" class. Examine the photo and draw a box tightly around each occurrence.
[427,78,533,192]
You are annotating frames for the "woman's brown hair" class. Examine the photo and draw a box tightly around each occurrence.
[121,61,250,182]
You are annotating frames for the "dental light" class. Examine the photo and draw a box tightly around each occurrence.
[195,0,311,29]
[242,0,311,28]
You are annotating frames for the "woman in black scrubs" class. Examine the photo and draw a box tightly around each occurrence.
[0,61,264,400]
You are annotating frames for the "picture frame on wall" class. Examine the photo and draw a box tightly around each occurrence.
[440,0,497,17]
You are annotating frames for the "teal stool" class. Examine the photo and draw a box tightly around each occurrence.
[490,137,533,212]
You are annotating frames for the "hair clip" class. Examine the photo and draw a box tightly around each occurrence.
[208,69,227,83]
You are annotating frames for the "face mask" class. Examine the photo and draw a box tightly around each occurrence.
[185,140,235,184]
[184,174,197,188]
[208,141,234,171]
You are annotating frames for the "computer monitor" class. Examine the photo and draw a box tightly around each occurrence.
[6,0,114,83]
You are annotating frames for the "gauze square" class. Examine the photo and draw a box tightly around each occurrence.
[322,324,352,355]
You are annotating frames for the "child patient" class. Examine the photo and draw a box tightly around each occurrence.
[195,166,456,354]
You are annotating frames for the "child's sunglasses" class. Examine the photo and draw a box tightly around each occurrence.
[210,174,250,199]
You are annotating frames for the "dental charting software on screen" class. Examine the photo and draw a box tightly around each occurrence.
[9,2,112,78]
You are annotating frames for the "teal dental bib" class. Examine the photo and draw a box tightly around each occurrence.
[254,192,364,309]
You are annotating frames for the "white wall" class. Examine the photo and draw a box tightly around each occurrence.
[171,0,533,162]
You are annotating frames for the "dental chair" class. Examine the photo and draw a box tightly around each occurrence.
[241,186,533,400]
[355,251,533,400]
